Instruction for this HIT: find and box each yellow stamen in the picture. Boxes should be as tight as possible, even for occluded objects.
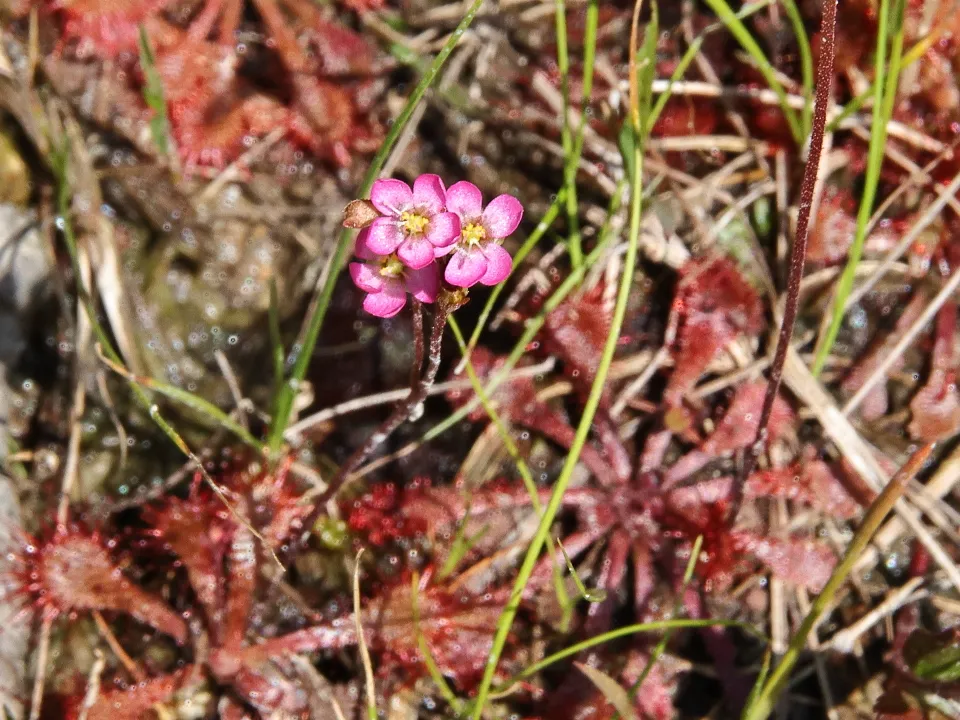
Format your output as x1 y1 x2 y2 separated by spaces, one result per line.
462 222 487 246
400 211 429 236
379 257 404 278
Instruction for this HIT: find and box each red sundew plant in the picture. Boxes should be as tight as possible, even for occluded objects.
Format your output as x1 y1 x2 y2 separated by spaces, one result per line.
13 462 514 718
8 524 189 643
37 0 381 169
662 256 764 410
45 0 175 58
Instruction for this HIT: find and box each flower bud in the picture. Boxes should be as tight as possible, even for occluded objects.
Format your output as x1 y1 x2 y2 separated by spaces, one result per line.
342 199 380 229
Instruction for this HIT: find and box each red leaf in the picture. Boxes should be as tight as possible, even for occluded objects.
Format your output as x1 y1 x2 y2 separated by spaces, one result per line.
28 528 188 644
664 258 763 407
732 531 835 592
79 670 188 720
746 457 861 519
909 302 960 441
665 381 795 484
143 490 229 628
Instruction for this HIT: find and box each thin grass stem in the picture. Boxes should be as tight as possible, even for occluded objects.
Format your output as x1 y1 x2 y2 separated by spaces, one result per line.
458 190 566 372
812 0 906 374
701 0 804 143
469 3 650 714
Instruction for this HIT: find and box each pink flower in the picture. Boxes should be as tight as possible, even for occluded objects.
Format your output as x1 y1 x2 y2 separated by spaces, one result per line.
442 181 522 288
366 174 462 270
349 229 439 318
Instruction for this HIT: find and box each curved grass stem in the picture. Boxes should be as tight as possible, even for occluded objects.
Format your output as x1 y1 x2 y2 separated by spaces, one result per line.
702 0 804 143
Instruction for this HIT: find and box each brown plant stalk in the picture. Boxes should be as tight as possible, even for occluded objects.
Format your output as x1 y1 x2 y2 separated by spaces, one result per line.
732 0 838 522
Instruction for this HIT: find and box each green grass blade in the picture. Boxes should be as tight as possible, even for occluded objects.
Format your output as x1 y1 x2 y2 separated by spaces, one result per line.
638 3 659 137
812 0 906 375
470 4 653 711
780 0 813 135
448 315 592 618
554 0 581 268
827 31 944 133
701 0 804 143
649 0 773 131
411 573 464 712
562 0 600 270
266 0 486 456
447 315 541 509
268 277 285 415
742 442 934 720
557 540 607 603
512 618 756 684
98 351 261 450
137 25 174 161
438 515 488 579
620 535 703 717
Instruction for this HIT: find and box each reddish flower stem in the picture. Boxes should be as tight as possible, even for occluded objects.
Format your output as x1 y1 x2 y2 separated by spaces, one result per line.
301 297 463 540
732 0 837 522
410 299 424 387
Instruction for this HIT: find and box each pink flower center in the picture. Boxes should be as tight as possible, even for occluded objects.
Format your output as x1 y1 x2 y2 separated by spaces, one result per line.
461 222 487 247
399 210 429 236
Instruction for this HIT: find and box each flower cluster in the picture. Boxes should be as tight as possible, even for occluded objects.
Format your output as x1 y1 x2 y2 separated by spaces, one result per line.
347 174 523 317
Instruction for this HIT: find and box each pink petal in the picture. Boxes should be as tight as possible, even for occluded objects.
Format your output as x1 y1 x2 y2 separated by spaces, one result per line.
445 181 483 221
397 238 436 269
405 263 439 303
349 261 383 293
425 212 461 248
370 178 412 216
478 243 512 286
482 194 523 239
366 217 404 255
354 228 377 260
444 247 488 288
412 174 446 215
363 280 406 318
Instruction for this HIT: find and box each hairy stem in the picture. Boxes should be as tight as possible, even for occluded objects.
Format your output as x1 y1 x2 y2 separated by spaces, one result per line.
311 304 452 513
732 0 836 521
410 299 425 387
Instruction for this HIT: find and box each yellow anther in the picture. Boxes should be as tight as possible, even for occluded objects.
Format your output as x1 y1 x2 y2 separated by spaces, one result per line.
400 211 429 236
462 222 487 245
379 257 404 277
